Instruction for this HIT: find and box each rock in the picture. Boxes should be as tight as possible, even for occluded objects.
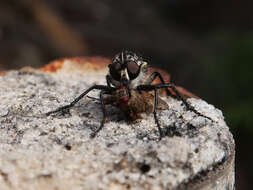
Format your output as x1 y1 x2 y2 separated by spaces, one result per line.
0 57 235 190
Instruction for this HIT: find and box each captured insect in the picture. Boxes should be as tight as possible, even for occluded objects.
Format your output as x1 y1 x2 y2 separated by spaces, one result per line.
46 50 210 139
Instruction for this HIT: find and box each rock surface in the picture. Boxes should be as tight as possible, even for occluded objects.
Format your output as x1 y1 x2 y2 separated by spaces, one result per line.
0 58 235 190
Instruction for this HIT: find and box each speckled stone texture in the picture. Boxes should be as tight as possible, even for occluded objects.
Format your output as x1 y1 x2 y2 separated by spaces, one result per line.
0 58 235 190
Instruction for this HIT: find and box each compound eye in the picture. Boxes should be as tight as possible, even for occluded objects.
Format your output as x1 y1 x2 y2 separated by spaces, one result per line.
109 63 121 81
126 61 139 79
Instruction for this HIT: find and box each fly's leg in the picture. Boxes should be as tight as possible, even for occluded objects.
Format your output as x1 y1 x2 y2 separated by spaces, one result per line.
160 83 211 120
145 72 174 97
153 88 163 140
90 90 107 138
86 76 115 103
46 85 114 116
137 83 212 121
106 75 113 88
86 96 100 101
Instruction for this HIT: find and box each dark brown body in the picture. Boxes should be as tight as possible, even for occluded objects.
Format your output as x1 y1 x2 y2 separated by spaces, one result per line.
106 87 168 121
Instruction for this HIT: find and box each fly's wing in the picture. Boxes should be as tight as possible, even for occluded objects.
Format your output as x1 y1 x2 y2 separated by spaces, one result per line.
157 96 169 110
129 91 169 114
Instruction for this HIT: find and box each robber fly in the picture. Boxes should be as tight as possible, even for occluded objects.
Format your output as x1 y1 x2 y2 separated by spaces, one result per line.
46 50 210 139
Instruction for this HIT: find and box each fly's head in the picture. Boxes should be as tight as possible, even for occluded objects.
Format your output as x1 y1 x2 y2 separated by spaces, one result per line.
108 50 148 89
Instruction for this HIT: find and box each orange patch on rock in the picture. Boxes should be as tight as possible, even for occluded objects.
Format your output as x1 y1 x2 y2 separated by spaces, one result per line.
40 59 64 73
40 57 111 73
0 71 8 75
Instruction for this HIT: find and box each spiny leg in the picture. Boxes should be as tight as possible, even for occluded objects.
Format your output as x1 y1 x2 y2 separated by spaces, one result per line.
46 85 114 116
90 90 107 138
153 88 163 140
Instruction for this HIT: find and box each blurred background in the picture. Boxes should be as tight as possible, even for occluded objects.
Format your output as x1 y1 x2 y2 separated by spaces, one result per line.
0 0 251 188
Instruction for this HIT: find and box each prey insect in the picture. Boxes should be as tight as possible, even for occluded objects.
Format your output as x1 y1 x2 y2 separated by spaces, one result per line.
46 51 210 139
